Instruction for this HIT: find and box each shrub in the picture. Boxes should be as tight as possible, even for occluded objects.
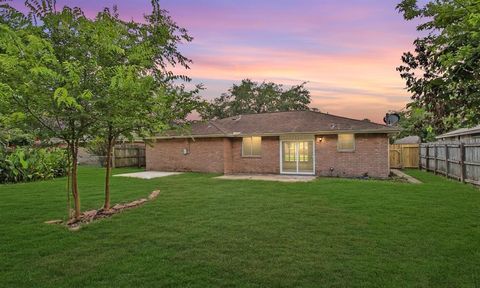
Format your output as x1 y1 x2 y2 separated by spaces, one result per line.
0 147 67 184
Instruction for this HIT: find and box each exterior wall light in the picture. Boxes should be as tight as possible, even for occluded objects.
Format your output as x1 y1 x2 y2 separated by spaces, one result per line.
316 137 323 143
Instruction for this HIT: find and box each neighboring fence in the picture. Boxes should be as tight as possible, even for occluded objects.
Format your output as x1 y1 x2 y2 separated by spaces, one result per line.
113 144 146 168
389 144 419 169
420 141 480 186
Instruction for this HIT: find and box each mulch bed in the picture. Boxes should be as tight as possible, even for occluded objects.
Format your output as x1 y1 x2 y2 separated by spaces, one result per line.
45 190 160 231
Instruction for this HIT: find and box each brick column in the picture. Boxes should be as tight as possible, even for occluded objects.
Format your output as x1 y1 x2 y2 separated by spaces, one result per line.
223 138 233 174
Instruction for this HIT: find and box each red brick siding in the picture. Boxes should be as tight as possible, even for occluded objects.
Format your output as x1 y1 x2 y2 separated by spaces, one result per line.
231 136 280 174
146 138 224 173
315 134 389 178
223 138 234 174
146 134 389 178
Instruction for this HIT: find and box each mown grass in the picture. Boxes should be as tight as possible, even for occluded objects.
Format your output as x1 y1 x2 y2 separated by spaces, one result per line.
1 167 480 287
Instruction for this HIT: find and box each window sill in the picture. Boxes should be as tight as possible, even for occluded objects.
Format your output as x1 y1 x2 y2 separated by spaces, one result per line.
242 155 262 158
337 150 355 153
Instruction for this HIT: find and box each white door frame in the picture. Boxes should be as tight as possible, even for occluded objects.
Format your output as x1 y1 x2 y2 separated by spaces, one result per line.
279 140 316 175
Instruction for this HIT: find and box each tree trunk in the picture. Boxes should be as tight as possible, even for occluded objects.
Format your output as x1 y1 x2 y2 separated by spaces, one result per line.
71 141 81 219
66 144 71 219
104 138 113 210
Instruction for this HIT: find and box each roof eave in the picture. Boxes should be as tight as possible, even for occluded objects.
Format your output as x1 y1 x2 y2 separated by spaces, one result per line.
148 128 400 140
436 126 480 139
436 131 480 139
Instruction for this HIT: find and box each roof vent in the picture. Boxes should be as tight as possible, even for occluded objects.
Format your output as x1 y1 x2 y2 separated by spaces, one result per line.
330 123 337 129
232 115 242 121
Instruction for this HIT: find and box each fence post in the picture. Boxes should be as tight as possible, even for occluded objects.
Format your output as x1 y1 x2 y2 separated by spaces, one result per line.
460 143 465 183
418 144 422 170
137 147 141 168
433 145 438 174
425 144 430 171
445 144 449 178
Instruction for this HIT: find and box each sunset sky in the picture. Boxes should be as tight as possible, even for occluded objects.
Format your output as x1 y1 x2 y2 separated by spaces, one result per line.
12 0 420 123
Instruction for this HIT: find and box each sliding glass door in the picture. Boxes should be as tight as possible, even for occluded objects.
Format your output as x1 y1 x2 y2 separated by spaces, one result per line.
281 141 314 174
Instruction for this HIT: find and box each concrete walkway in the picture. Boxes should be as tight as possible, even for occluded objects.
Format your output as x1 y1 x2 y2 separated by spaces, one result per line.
390 169 422 184
216 174 316 183
114 171 183 179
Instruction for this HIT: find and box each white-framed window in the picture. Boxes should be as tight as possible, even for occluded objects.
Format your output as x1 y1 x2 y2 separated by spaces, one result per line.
242 136 262 157
283 141 310 162
337 134 355 152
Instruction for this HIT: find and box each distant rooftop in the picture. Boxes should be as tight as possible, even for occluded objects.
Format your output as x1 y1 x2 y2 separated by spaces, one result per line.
394 136 421 144
436 125 480 139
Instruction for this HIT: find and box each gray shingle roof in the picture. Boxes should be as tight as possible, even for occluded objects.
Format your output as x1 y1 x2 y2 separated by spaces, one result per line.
436 125 480 139
158 111 399 138
394 136 421 144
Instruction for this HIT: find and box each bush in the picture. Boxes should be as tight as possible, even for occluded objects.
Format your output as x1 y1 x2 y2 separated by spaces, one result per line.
0 147 67 184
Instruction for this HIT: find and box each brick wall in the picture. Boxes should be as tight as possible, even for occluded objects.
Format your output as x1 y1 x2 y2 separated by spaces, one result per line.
146 138 225 173
315 133 389 178
230 136 280 174
146 134 389 178
223 138 233 174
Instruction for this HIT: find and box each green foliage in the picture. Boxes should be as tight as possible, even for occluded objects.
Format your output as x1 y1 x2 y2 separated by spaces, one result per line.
1 0 200 146
0 0 30 28
397 0 480 135
395 106 437 142
0 96 33 147
200 79 312 120
0 0 201 214
89 6 202 144
0 147 67 183
0 127 34 147
86 137 108 157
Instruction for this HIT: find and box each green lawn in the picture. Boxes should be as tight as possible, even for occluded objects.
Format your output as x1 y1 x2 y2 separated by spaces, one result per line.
1 167 480 287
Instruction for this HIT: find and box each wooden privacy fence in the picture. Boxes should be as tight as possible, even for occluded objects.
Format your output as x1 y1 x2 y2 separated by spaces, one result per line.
420 142 480 186
389 144 419 169
112 145 146 168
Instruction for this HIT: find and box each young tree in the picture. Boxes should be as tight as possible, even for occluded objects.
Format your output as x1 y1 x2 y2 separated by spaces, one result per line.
0 4 104 220
199 79 312 119
88 5 201 210
98 68 157 210
397 0 480 135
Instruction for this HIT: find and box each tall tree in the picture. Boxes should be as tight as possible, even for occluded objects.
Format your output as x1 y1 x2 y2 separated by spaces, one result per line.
199 79 312 119
397 0 480 136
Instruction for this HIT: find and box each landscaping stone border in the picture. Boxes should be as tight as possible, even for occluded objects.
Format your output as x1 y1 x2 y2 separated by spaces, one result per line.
45 190 160 231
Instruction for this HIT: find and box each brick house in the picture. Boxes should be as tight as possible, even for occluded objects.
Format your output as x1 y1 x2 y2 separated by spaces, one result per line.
146 111 398 178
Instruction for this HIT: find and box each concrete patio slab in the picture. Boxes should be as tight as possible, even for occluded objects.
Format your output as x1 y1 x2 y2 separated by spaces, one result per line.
390 169 422 184
114 171 183 179
216 174 316 183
